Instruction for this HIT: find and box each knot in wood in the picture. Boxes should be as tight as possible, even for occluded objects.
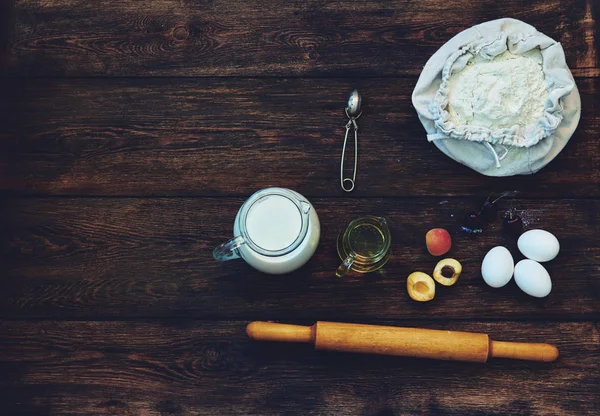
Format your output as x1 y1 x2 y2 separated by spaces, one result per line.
172 25 190 41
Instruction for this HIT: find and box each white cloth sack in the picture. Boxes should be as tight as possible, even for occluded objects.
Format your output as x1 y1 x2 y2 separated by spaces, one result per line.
412 18 581 176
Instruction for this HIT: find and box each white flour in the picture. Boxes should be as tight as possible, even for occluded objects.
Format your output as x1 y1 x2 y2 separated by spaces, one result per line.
447 50 548 130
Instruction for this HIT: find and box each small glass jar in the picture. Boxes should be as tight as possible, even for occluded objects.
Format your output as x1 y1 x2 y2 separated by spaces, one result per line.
336 216 391 277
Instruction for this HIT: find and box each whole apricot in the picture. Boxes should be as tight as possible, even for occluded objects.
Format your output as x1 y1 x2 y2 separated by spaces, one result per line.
426 228 452 256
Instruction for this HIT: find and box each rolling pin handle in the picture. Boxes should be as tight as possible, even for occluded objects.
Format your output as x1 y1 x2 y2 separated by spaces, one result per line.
489 340 559 362
246 321 315 344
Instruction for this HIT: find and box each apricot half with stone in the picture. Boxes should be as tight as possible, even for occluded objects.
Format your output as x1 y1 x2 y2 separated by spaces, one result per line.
407 272 435 302
433 258 462 286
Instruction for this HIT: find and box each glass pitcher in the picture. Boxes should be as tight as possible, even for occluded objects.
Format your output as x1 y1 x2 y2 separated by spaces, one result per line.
213 188 320 274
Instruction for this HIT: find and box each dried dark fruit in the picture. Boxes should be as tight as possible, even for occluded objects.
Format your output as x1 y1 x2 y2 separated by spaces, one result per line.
479 199 499 222
461 192 517 235
503 211 523 238
461 211 483 234
479 193 513 222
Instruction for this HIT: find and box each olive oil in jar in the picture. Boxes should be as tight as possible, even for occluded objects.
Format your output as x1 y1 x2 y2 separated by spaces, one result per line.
336 216 391 277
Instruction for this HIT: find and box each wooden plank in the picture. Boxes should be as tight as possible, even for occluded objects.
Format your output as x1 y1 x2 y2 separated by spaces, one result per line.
572 68 600 77
1 197 598 320
1 78 598 197
5 0 597 77
0 320 597 415
0 1 11 70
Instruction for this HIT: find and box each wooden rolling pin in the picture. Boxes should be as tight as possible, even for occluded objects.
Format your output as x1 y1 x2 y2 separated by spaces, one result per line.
246 321 559 363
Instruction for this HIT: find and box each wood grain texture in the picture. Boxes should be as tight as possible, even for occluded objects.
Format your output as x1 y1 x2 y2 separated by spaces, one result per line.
1 77 598 197
0 1 11 69
2 0 600 414
5 0 598 77
2 197 598 320
0 320 598 415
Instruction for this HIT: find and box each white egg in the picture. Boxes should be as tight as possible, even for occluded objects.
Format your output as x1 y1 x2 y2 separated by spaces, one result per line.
481 246 514 288
518 229 560 262
514 259 552 298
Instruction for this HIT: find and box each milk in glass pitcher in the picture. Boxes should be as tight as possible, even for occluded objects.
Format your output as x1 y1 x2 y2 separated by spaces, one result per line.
213 188 320 274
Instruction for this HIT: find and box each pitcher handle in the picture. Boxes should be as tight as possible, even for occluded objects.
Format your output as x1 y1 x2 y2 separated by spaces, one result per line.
213 236 245 261
336 253 356 278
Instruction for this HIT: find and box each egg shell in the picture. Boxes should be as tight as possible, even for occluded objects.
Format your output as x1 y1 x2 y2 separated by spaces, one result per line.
517 229 560 262
481 246 514 288
514 259 552 298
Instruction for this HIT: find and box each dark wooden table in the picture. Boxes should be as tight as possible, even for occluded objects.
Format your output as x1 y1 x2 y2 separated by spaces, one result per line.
1 1 599 415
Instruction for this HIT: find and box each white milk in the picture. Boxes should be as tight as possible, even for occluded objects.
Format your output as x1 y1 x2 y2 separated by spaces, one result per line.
232 188 320 274
245 195 302 251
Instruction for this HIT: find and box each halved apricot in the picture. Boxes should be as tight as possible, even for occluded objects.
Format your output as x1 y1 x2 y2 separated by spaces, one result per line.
407 272 435 302
433 258 462 286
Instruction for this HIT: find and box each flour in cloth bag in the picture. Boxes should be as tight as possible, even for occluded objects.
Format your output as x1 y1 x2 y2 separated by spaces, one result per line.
447 51 548 137
412 18 580 177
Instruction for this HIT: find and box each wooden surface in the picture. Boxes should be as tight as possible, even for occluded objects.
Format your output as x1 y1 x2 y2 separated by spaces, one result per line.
2 78 600 197
1 1 599 415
